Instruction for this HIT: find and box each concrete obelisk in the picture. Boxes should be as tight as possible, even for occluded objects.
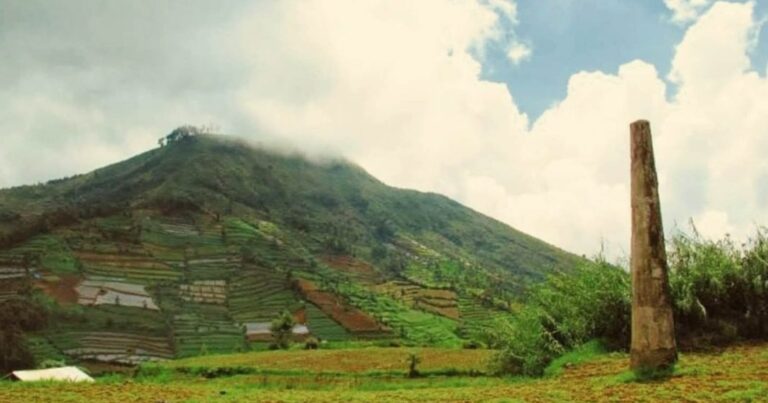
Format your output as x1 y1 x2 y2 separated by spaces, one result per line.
630 120 677 370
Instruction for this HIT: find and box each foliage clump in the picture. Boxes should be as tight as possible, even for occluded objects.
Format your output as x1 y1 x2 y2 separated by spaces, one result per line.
669 227 768 345
270 311 296 350
493 227 768 377
490 258 629 376
0 297 49 374
406 352 421 378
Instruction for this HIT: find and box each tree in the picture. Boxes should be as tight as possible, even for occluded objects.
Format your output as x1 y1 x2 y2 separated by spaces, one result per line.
0 298 48 374
406 352 421 378
270 311 295 350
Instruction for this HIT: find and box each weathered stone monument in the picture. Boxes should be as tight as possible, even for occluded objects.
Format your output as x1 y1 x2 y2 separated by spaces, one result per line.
629 120 677 370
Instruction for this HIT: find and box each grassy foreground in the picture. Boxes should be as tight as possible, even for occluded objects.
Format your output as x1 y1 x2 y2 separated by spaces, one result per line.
1 344 767 402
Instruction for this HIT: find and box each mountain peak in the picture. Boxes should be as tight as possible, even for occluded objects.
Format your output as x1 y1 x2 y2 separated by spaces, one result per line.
0 128 579 359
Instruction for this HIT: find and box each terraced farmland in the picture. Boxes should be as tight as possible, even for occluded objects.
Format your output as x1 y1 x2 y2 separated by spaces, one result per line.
75 250 180 283
296 279 386 336
179 280 227 305
228 264 299 323
321 255 383 285
305 303 352 341
50 331 174 365
373 281 459 319
172 305 245 357
457 295 513 342
76 278 159 310
0 234 78 274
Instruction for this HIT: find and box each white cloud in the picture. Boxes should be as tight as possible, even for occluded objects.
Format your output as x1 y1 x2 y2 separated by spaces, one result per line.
506 42 532 65
664 0 714 24
3 0 768 262
235 0 768 258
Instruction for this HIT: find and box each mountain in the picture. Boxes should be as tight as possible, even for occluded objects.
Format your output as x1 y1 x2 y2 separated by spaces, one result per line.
0 132 579 365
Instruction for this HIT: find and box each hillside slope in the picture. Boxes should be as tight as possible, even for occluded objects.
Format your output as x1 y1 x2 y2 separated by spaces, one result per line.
0 133 579 364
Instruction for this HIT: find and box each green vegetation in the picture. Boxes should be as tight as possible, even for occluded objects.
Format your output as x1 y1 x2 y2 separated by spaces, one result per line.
270 311 296 350
0 297 48 374
492 227 768 377
0 134 579 370
1 343 766 402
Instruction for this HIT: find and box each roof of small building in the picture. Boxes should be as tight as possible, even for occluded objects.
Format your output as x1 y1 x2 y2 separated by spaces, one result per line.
245 323 310 335
11 366 94 383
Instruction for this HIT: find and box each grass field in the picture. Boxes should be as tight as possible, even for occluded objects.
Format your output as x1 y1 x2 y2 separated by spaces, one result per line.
2 343 766 402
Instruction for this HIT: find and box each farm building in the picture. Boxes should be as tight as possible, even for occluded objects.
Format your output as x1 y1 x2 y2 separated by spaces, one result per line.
245 323 310 342
10 367 93 383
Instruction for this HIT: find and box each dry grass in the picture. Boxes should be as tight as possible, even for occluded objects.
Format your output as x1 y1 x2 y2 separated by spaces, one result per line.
2 343 767 402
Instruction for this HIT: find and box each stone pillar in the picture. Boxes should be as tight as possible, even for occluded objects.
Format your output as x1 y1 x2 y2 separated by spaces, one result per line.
630 120 677 370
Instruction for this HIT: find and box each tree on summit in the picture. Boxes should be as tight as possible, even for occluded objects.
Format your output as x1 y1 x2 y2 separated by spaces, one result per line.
158 125 206 147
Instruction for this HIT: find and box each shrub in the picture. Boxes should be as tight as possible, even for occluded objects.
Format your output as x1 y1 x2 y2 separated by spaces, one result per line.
0 297 49 374
669 227 768 344
270 311 295 350
304 337 319 350
492 258 630 376
406 352 421 378
493 227 768 377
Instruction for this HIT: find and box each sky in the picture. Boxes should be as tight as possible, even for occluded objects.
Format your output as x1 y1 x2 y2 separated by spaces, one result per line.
1 0 768 260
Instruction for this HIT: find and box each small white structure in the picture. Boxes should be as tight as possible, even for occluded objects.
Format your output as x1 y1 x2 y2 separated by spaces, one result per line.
11 366 94 383
245 323 310 341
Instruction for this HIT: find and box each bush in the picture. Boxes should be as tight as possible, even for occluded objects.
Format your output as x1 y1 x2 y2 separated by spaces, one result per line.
0 297 49 374
493 227 768 377
270 311 295 350
492 258 630 376
406 352 421 378
669 228 768 344
304 337 319 350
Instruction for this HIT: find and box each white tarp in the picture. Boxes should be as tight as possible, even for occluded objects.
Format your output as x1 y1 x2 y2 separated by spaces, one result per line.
12 366 94 383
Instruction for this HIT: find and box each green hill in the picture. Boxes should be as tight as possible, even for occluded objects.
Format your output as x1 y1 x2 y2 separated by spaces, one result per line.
0 131 579 365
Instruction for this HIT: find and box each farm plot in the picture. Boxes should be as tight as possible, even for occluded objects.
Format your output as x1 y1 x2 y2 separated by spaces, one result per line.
184 254 241 281
0 266 27 279
164 347 494 375
296 279 387 337
35 274 84 305
75 250 180 283
228 265 301 323
321 255 383 285
457 295 513 342
0 234 77 274
139 217 223 266
344 290 460 346
305 303 351 341
53 331 174 365
173 305 245 358
76 278 159 310
179 280 227 304
373 281 459 319
224 218 314 273
0 278 26 303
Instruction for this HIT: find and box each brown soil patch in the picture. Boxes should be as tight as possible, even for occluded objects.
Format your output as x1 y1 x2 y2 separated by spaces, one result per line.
296 279 384 333
35 274 81 304
293 307 307 324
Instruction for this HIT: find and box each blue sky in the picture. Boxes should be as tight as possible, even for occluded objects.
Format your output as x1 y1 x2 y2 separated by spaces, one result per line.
483 0 767 121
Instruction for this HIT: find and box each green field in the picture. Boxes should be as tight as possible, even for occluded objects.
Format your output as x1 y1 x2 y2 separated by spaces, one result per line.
1 344 766 402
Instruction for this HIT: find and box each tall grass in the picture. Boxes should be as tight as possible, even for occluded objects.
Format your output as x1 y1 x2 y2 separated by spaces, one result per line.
493 227 768 376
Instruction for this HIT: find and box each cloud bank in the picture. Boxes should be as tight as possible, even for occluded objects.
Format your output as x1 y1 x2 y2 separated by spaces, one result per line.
1 1 767 259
